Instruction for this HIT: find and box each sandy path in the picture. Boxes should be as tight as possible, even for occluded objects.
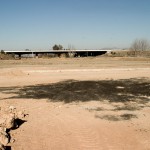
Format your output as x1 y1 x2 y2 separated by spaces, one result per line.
0 67 150 87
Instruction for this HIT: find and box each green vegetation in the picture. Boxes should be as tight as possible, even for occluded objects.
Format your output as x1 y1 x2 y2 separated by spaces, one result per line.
52 44 63 50
0 50 5 54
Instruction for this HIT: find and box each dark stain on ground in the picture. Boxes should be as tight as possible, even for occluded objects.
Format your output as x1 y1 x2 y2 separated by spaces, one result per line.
0 78 149 121
95 114 138 121
0 78 150 104
114 105 141 111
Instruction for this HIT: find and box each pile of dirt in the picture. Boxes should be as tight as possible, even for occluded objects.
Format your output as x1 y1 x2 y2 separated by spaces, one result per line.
0 106 27 150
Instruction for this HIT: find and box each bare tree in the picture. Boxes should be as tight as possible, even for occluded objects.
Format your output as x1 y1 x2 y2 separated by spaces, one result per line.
130 39 149 51
58 45 63 50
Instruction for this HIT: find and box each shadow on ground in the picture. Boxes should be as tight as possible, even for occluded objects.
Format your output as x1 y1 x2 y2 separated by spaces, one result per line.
0 78 150 121
95 114 138 121
0 78 150 104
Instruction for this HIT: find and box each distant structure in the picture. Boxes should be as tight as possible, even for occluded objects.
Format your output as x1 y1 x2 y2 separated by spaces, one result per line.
3 49 113 58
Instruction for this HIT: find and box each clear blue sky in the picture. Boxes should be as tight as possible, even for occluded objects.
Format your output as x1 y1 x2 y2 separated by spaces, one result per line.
0 0 150 50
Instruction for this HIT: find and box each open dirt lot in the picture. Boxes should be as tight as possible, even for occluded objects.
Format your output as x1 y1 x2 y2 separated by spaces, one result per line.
0 57 150 150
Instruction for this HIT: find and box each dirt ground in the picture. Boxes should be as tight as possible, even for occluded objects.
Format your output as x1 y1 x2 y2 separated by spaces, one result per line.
0 57 150 150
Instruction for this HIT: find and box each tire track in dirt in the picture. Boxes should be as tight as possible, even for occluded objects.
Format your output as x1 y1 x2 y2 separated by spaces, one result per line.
4 99 150 150
24 104 102 150
51 107 102 150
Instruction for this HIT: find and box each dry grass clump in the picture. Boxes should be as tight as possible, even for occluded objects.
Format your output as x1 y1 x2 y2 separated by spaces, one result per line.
0 53 15 60
106 50 150 57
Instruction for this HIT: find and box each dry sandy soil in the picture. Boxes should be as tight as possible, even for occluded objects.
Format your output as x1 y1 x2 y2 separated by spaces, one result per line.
0 57 150 150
